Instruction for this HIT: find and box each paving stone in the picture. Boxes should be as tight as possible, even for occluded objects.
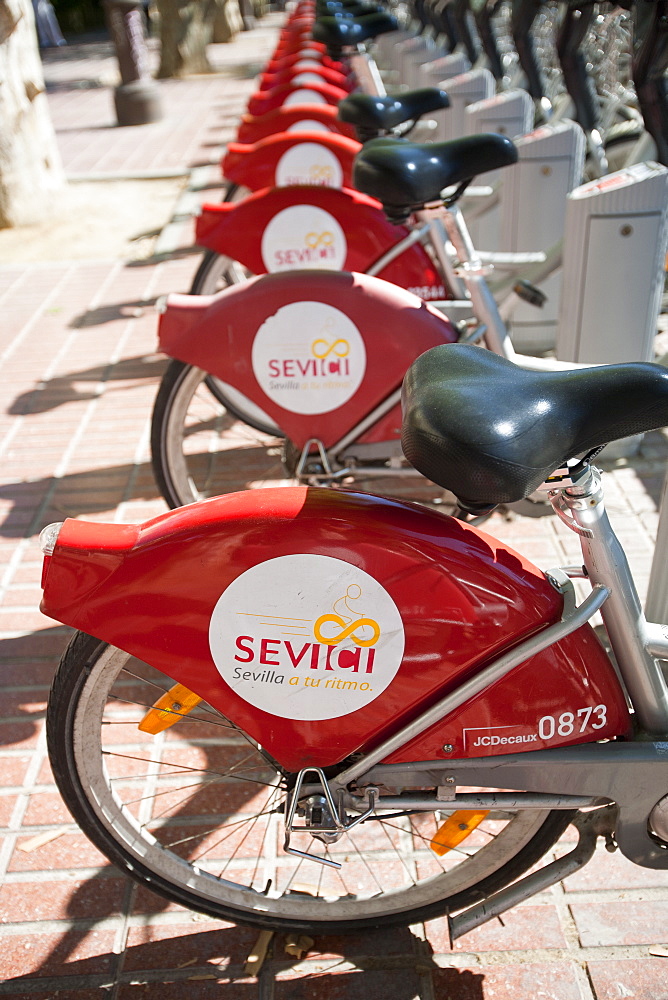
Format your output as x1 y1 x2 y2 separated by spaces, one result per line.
273 968 423 998
587 958 668 999
1 9 667 999
1 927 116 979
571 900 668 947
432 962 583 999
122 922 257 972
0 876 125 923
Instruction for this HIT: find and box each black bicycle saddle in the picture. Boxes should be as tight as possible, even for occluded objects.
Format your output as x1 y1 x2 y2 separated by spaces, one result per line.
311 12 399 50
353 134 518 221
316 0 384 13
338 89 450 136
401 344 668 510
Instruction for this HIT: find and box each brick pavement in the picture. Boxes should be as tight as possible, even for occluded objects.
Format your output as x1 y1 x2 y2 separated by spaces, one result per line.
0 13 667 999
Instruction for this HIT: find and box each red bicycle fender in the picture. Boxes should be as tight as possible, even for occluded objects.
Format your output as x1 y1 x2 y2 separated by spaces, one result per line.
246 80 350 117
40 487 632 771
157 269 455 448
259 64 353 92
264 49 342 74
222 131 360 190
194 185 449 299
236 105 357 143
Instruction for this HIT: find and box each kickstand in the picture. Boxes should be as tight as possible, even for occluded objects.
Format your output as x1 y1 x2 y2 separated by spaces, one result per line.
448 805 617 942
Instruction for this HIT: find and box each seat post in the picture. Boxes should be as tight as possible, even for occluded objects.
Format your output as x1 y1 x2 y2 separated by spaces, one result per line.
418 211 467 299
439 204 517 359
562 474 668 736
349 45 387 96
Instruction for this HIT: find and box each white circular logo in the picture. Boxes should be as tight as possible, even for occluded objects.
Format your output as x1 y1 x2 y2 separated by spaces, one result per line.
288 119 332 133
275 143 343 188
293 59 324 71
284 88 328 106
209 554 405 721
251 300 366 413
296 48 323 59
261 205 347 273
290 72 326 86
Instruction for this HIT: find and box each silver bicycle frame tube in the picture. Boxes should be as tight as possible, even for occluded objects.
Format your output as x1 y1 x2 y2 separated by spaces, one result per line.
329 388 403 456
558 471 668 734
349 45 386 96
365 223 432 277
329 467 668 793
330 583 610 791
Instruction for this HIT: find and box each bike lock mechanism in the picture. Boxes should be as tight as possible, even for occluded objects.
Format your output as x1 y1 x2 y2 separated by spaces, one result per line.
283 767 378 868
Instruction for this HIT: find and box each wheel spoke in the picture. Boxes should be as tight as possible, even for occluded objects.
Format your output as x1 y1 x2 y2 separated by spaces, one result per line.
152 362 291 506
49 638 569 929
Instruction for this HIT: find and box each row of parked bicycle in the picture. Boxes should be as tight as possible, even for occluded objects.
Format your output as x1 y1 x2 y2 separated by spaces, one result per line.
38 0 668 938
145 0 668 512
385 0 667 172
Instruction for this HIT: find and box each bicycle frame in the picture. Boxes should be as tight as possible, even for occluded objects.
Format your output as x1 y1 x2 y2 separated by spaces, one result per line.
194 186 575 376
348 44 387 96
195 186 450 300
160 193 592 501
39 0 668 945
333 467 668 881
39 461 668 897
158 268 458 483
288 463 668 893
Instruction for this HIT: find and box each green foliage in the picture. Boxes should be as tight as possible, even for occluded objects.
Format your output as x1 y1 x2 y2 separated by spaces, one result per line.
52 0 106 36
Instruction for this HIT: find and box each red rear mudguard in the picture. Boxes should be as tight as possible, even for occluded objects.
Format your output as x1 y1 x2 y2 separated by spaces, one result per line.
264 49 344 75
195 186 449 300
236 105 357 143
40 487 631 772
158 270 456 448
258 64 353 93
272 27 317 56
246 80 350 117
222 131 360 191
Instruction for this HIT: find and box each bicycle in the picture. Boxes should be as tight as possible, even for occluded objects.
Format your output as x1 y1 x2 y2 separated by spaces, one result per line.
151 130 593 509
40 342 668 935
151 5 662 508
218 86 451 203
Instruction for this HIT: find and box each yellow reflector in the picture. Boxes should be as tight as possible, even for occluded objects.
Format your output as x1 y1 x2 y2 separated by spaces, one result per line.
430 809 490 856
138 683 202 734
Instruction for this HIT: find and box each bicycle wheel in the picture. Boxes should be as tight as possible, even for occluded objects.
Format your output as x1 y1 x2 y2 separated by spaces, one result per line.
151 360 296 508
189 251 282 437
47 632 574 933
190 250 253 297
222 182 251 204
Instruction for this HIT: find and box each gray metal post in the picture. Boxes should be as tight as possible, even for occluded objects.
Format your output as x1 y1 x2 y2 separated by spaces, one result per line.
646 466 668 626
103 0 162 126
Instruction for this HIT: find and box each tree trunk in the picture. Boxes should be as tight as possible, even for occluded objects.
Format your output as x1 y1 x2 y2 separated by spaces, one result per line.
212 0 242 43
0 0 65 228
156 0 220 78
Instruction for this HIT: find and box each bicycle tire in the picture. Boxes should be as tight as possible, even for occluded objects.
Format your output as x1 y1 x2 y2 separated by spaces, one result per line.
151 360 296 508
190 249 252 297
222 182 251 204
222 181 240 203
189 251 282 438
46 632 575 934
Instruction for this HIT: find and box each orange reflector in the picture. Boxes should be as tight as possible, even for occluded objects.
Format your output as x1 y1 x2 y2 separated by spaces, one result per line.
430 809 489 856
138 683 202 734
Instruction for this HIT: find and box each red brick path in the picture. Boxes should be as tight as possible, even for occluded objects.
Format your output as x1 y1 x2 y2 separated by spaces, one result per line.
1 15 667 999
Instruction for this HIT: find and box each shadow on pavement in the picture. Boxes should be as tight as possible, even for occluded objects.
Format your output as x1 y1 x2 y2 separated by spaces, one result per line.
2 921 483 997
9 354 167 416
